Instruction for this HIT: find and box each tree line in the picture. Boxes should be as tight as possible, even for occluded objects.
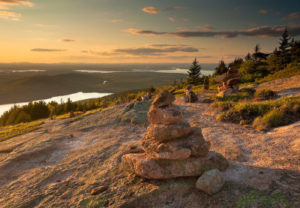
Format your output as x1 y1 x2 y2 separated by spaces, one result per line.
0 88 151 127
186 28 300 85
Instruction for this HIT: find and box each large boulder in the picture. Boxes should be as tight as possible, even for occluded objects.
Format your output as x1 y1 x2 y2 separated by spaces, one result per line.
122 152 228 179
195 169 225 195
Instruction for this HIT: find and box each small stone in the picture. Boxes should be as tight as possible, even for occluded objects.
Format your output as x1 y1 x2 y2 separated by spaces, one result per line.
150 148 191 160
148 105 183 125
146 122 192 142
152 90 175 108
90 186 108 195
122 152 228 179
142 128 210 158
217 88 233 97
185 87 198 103
195 169 225 195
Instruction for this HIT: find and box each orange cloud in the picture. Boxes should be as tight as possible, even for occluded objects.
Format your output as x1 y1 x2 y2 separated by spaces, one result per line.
168 17 175 22
0 0 34 7
0 10 20 20
142 6 159 14
282 12 300 20
195 24 214 31
258 9 268 14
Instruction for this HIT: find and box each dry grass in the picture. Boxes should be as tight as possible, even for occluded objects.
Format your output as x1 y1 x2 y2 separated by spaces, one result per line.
0 120 44 142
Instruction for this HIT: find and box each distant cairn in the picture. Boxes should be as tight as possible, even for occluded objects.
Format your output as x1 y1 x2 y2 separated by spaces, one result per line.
185 85 198 103
216 67 241 97
122 90 228 179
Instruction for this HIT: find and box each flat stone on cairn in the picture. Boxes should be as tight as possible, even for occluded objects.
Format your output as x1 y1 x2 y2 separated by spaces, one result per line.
122 90 228 179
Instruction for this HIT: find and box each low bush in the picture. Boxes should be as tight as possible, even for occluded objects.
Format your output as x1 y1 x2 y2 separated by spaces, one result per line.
257 62 300 83
215 96 300 130
253 110 287 131
211 101 235 112
254 89 277 100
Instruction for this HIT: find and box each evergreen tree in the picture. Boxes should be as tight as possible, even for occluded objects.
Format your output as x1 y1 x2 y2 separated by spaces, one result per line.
253 44 260 61
278 28 291 68
228 58 243 70
290 39 300 62
187 58 201 85
245 53 251 61
214 60 227 75
279 28 291 54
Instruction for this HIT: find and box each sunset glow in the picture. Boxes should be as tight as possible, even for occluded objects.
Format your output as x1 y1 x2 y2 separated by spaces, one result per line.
0 0 299 63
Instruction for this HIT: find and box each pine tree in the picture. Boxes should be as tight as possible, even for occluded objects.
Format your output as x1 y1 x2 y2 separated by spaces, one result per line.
290 39 300 61
278 28 291 68
253 44 260 61
187 58 201 85
279 28 291 53
214 60 227 75
245 53 251 61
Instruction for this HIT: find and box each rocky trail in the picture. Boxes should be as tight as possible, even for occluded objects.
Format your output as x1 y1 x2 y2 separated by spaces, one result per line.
0 93 299 207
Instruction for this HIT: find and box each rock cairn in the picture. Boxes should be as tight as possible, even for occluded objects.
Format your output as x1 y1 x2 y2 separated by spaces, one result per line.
185 85 198 103
122 90 228 179
203 76 209 90
217 67 240 97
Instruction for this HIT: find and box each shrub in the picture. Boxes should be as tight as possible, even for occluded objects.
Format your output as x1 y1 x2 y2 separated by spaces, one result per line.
211 101 235 112
217 102 272 123
240 88 256 96
253 109 287 131
257 62 300 83
255 89 277 100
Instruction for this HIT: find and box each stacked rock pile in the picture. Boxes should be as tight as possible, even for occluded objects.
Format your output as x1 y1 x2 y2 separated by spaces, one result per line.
217 67 241 97
122 90 228 179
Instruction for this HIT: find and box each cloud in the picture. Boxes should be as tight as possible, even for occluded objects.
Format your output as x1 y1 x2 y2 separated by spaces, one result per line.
110 19 124 23
168 17 175 22
31 48 67 52
61 39 76 42
0 10 20 20
142 6 186 14
282 12 300 20
0 0 34 7
126 25 300 38
82 44 199 57
35 24 56 28
194 24 214 31
142 6 159 14
258 9 268 14
114 47 198 56
0 4 8 9
0 0 34 21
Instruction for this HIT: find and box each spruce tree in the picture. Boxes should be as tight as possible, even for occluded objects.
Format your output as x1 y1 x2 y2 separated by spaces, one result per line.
278 28 291 68
253 44 260 61
187 58 201 85
279 28 291 53
214 60 227 75
245 53 251 61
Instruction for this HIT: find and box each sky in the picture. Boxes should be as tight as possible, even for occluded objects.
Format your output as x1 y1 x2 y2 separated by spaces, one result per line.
0 0 300 64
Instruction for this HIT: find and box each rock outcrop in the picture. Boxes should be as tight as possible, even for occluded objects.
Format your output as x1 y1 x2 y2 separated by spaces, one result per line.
122 90 228 179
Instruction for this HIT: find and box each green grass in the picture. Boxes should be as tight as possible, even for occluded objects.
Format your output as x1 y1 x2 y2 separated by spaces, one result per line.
0 120 44 142
236 190 296 208
256 62 300 84
214 96 300 130
254 89 277 101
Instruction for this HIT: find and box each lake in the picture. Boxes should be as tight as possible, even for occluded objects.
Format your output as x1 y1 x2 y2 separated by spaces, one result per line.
0 92 112 116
